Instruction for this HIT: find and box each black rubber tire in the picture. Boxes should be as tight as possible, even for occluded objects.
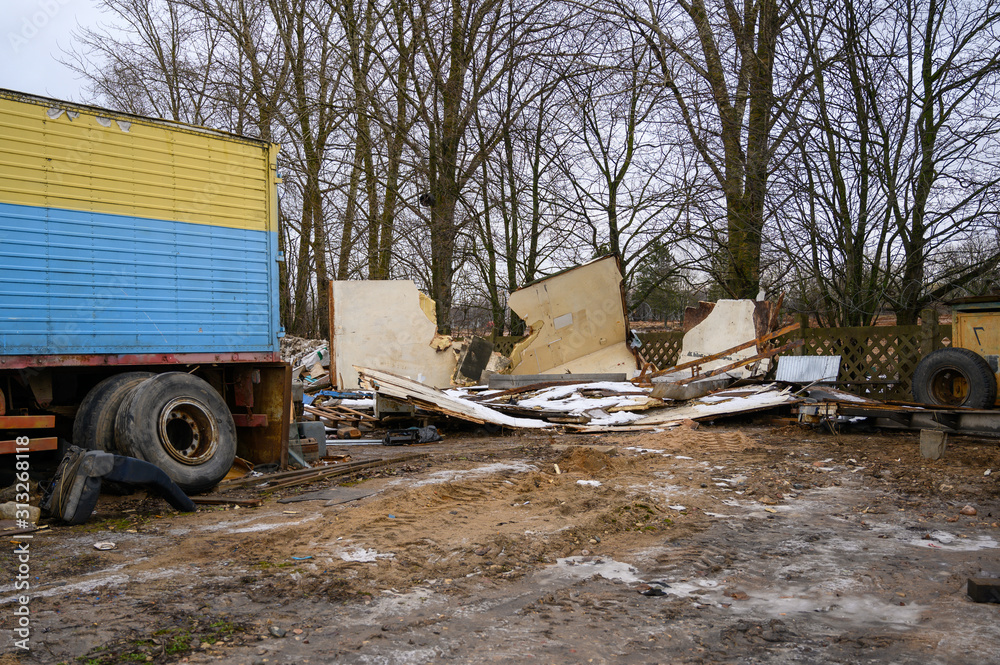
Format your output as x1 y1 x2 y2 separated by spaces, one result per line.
912 348 997 408
73 372 155 451
114 372 236 493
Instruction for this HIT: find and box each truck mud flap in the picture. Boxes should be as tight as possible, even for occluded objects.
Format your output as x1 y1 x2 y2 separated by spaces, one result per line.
41 445 195 524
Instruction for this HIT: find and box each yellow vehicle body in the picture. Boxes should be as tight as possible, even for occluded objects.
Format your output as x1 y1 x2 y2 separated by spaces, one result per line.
913 298 1000 408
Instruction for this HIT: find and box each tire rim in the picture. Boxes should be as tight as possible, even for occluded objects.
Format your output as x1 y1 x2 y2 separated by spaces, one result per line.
158 397 219 465
927 366 970 406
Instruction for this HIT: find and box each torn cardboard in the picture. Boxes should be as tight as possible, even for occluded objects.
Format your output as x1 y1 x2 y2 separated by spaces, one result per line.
330 281 458 390
507 256 640 377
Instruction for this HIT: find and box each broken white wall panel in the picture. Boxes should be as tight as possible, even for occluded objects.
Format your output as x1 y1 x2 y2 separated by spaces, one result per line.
629 385 799 427
488 373 628 390
330 281 458 390
356 367 550 429
507 256 640 377
675 299 776 379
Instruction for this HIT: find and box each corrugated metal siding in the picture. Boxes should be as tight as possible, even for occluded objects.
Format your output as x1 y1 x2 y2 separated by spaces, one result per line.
0 92 274 232
775 355 841 384
0 202 277 355
0 92 281 357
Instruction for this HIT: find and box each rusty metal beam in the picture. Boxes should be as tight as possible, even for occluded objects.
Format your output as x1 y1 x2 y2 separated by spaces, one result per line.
0 415 55 429
0 437 58 454
232 413 268 428
0 351 281 370
675 339 805 385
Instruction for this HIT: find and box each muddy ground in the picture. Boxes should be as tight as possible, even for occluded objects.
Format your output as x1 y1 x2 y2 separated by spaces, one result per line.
3 420 1000 664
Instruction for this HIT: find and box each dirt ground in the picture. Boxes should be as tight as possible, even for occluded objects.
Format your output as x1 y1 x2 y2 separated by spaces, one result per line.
3 419 1000 664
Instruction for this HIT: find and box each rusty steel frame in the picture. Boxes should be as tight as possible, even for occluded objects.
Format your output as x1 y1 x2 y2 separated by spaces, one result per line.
0 351 281 370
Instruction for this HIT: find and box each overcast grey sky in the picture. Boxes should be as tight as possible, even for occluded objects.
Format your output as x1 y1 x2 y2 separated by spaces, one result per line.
1 0 108 101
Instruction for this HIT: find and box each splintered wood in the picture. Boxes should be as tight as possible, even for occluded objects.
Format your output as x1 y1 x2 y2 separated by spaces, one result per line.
305 403 377 427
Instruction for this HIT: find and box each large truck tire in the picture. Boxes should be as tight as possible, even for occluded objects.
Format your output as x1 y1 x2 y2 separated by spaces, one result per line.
73 372 156 451
912 348 997 408
114 372 236 493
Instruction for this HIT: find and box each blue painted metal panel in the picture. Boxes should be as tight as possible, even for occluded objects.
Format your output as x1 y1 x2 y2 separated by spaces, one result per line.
0 202 279 356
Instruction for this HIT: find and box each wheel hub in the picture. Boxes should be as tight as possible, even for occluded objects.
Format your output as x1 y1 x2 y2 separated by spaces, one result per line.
158 397 219 465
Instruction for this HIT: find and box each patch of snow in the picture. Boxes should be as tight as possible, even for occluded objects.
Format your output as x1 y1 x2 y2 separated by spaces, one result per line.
339 548 395 562
402 462 538 487
535 556 643 586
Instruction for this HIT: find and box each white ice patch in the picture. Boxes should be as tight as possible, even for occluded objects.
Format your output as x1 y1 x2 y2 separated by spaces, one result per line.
907 534 997 551
339 548 395 562
401 462 538 487
513 382 651 417
535 556 643 586
0 567 184 603
587 411 644 426
200 514 320 534
577 480 602 487
732 587 926 629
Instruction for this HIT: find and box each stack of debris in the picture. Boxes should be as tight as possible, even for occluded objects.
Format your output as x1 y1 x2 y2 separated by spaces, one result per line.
313 256 965 443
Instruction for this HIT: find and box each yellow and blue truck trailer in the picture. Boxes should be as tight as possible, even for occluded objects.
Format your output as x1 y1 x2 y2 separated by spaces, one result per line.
0 89 290 492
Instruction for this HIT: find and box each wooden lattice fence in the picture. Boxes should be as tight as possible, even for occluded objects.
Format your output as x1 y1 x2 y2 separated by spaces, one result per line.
778 324 951 401
635 331 685 369
490 335 525 357
493 323 950 401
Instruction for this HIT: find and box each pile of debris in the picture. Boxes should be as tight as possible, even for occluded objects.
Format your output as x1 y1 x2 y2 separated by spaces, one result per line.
320 257 817 435
285 254 983 457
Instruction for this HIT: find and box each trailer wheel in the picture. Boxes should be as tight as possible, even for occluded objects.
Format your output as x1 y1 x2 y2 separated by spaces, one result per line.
73 372 155 451
114 372 236 493
912 348 997 408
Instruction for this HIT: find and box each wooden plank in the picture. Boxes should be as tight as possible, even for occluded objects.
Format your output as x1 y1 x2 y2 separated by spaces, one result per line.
0 415 56 428
356 367 550 429
674 339 804 384
646 323 801 380
0 437 58 454
191 496 263 507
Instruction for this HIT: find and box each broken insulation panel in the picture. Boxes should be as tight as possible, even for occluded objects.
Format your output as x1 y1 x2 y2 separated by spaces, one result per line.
330 281 458 390
507 256 640 377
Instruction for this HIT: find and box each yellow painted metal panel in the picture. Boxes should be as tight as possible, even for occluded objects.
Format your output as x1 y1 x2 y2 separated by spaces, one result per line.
0 92 278 232
953 311 1000 357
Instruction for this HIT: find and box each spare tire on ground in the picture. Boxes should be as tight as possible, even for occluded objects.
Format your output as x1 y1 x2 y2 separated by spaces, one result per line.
114 372 237 493
912 348 997 408
73 372 156 451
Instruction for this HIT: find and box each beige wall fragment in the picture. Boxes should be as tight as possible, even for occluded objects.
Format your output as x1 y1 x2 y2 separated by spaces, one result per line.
330 281 457 389
508 256 639 376
676 299 771 378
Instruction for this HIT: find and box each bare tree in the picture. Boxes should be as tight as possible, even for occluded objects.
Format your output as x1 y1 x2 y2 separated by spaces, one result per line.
884 0 1000 323
400 0 562 334
775 0 1000 325
603 0 809 299
555 26 691 294
64 0 219 123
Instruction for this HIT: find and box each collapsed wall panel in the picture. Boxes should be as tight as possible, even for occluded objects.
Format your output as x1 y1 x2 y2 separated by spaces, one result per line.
508 256 640 377
330 281 457 390
675 299 776 378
